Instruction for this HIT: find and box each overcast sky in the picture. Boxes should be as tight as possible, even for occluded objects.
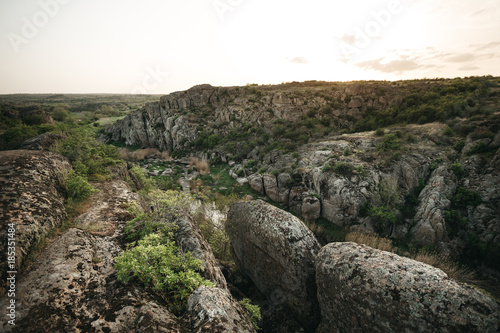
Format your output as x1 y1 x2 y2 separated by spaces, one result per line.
0 0 499 94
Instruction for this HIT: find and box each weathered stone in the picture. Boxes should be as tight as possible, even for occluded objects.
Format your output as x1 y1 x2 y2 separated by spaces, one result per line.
248 174 264 194
227 200 321 331
0 150 71 296
175 215 227 289
316 242 500 333
20 132 66 151
262 174 279 202
301 194 321 222
410 165 457 245
187 286 256 332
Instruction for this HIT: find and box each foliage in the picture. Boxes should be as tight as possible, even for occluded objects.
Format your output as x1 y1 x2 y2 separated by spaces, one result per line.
377 133 400 151
63 171 97 200
444 210 467 237
52 125 121 177
451 161 464 178
239 298 262 330
368 205 398 232
115 233 214 313
129 166 155 193
125 189 194 241
332 161 354 176
451 187 482 208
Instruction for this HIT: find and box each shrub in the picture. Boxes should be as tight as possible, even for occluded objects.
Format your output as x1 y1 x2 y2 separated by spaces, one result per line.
375 128 385 136
452 187 482 208
333 161 354 176
64 171 97 200
189 158 210 175
343 147 352 156
444 210 467 237
369 205 397 232
377 133 400 151
115 233 214 313
239 298 262 330
129 166 155 193
451 161 464 178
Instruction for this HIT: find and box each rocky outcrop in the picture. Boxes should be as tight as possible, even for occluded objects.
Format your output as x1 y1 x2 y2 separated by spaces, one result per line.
20 132 66 151
410 165 457 246
315 242 500 333
186 286 256 332
175 216 227 289
226 200 321 331
0 150 71 296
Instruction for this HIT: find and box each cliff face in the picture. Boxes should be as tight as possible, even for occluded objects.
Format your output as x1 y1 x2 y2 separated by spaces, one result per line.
103 81 406 152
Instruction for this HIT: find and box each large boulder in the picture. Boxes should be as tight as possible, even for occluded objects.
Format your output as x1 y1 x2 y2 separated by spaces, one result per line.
315 242 500 333
186 286 256 332
0 150 71 296
227 200 321 330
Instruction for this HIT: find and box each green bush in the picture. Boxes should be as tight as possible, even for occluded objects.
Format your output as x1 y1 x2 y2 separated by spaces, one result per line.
115 233 213 313
64 171 97 200
451 161 464 178
369 205 398 232
444 210 467 237
377 133 400 151
239 298 262 330
452 187 482 208
333 161 354 176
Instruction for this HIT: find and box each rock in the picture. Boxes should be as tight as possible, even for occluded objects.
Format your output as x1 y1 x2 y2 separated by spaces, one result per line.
302 194 321 222
315 242 500 333
237 177 249 185
0 228 183 332
248 174 264 194
0 150 71 296
227 200 321 331
187 286 256 332
175 215 227 289
262 174 279 202
410 165 457 245
20 132 66 151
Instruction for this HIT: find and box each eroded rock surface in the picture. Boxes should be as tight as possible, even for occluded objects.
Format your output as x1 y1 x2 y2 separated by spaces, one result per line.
186 286 256 333
227 200 321 331
0 150 71 296
315 242 500 333
175 216 227 289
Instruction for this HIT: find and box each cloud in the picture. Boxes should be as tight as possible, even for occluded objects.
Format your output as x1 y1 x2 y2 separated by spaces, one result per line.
289 57 309 64
470 41 500 52
446 53 476 63
339 34 357 46
458 65 480 71
356 58 419 73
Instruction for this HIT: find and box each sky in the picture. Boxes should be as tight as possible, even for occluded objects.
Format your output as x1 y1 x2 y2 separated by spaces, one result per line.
0 0 499 94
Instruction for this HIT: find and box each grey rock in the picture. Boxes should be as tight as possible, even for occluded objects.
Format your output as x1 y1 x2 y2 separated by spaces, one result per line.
187 286 256 333
227 200 321 330
0 150 71 296
316 242 500 333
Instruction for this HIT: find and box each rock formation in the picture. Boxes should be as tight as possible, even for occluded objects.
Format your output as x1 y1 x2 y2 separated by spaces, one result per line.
0 150 71 296
315 242 500 333
187 286 256 332
227 200 321 331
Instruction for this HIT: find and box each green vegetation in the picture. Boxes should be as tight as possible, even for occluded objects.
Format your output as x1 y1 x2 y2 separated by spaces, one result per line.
451 161 464 178
115 233 213 313
377 133 400 151
451 187 482 208
63 171 98 200
239 298 262 330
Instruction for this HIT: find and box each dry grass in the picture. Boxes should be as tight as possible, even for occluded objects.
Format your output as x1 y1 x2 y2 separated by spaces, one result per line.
345 230 475 283
412 249 475 282
189 158 210 175
119 148 171 161
345 230 394 252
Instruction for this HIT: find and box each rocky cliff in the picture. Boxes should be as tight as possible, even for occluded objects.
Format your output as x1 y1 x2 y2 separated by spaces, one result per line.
102 78 500 274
